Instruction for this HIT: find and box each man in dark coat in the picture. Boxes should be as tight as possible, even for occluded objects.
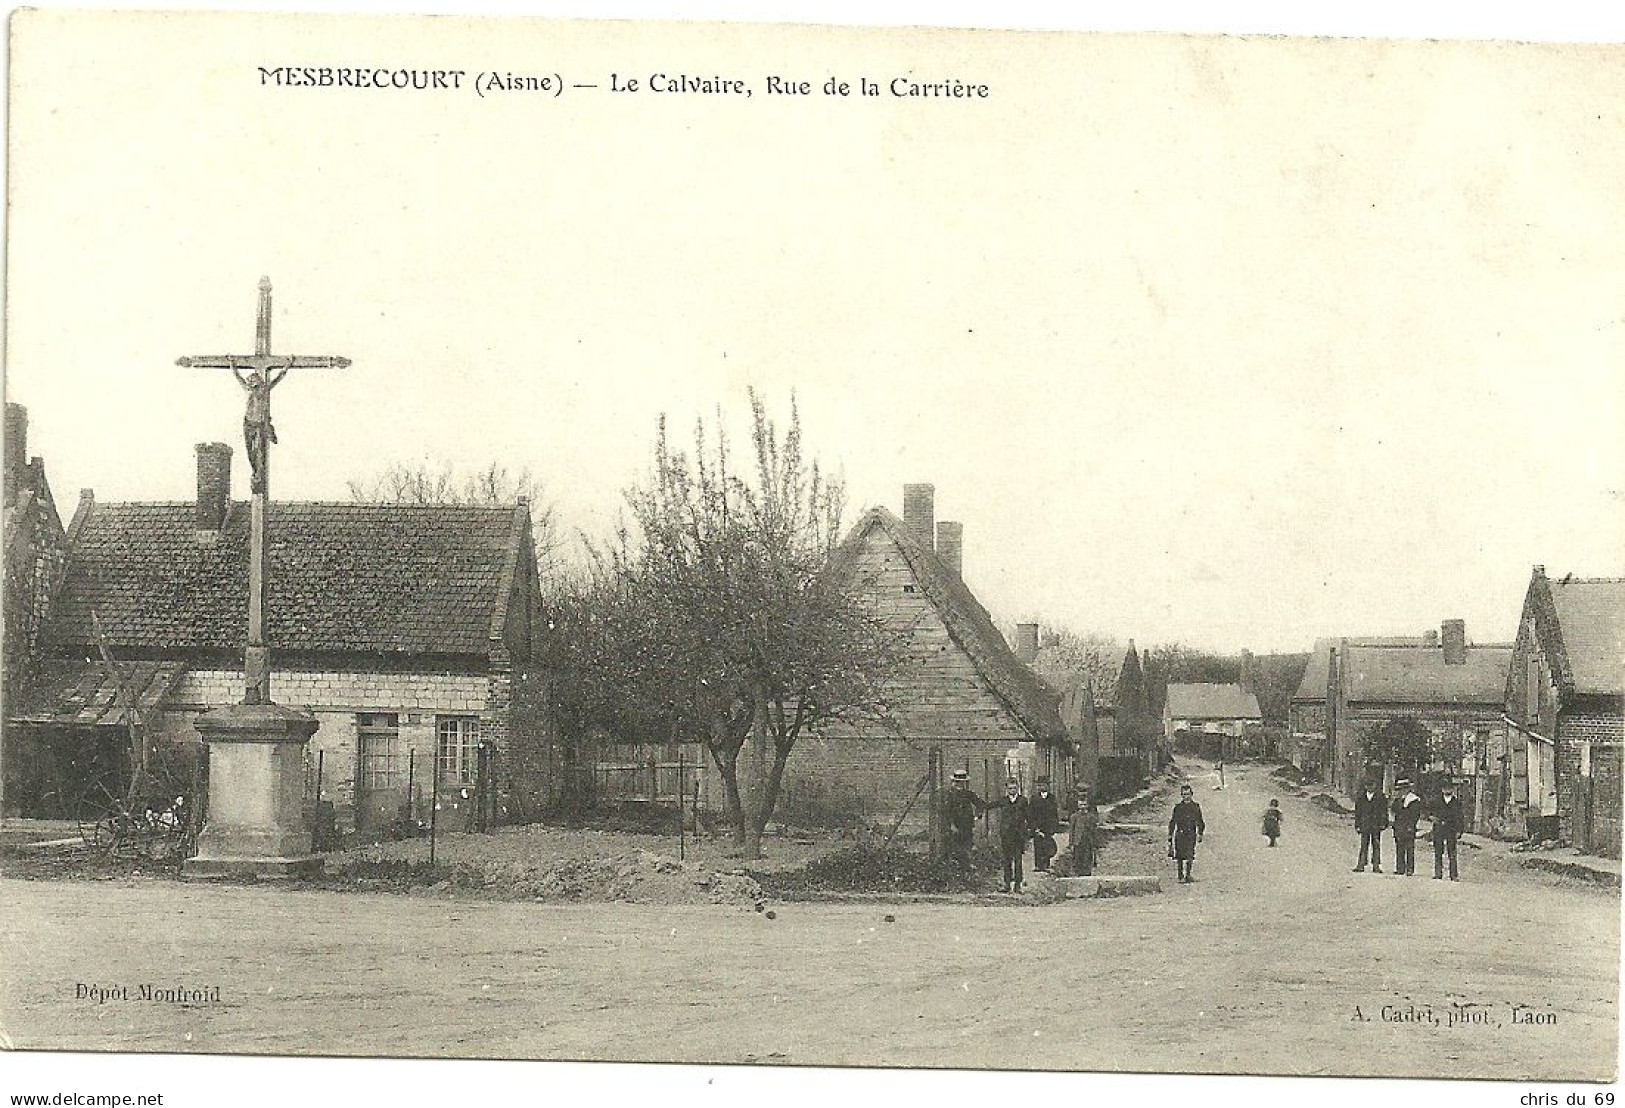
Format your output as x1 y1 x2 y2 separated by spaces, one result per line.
1353 778 1390 873
1390 778 1423 876
1029 776 1061 873
1431 778 1465 881
941 769 986 871
985 777 1031 892
1068 793 1101 876
1167 784 1205 884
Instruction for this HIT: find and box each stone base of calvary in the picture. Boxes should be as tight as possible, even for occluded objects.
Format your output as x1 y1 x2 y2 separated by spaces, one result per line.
179 278 349 881
184 703 322 879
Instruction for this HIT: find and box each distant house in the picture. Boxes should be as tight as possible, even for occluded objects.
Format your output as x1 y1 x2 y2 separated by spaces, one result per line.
786 484 1069 827
1028 636 1171 799
2 404 71 734
1164 683 1262 759
6 441 553 831
1505 567 1625 856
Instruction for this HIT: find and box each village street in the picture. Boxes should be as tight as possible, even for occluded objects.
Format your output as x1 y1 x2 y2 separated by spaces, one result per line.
0 761 1615 1080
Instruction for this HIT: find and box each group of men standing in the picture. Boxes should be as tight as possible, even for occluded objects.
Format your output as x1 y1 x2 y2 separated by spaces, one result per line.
942 770 1100 892
1352 776 1466 879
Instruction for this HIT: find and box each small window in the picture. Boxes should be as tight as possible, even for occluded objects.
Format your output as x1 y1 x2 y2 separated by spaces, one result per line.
437 716 481 785
902 584 917 593
1526 657 1540 725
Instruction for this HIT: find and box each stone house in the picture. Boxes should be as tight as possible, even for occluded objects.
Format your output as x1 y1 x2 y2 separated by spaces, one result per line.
7 441 552 831
1164 682 1263 759
783 484 1069 827
1505 566 1625 855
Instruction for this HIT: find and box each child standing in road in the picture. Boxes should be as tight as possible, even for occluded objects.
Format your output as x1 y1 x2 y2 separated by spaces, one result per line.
1262 799 1283 847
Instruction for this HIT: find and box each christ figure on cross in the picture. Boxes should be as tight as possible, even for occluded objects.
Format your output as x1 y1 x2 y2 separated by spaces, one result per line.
237 364 285 494
177 276 350 704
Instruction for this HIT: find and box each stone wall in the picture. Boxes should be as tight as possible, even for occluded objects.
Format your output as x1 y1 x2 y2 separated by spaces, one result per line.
160 668 490 829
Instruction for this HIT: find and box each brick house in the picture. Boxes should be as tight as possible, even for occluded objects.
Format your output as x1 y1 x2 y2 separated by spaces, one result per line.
6 442 552 831
1505 566 1625 856
1288 635 1421 780
2 404 71 733
782 484 1069 827
1314 622 1512 832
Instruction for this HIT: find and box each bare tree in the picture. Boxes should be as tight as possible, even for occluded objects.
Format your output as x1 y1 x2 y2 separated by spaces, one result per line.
613 391 898 857
1025 625 1127 703
348 459 561 572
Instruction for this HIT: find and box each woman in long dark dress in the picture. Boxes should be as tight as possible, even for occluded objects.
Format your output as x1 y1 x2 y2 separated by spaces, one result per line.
1167 784 1205 884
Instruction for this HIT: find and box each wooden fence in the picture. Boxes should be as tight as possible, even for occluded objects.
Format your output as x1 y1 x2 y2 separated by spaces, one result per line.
591 746 710 809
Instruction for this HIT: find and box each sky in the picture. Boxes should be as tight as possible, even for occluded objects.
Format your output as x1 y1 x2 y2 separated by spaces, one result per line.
6 5 1625 657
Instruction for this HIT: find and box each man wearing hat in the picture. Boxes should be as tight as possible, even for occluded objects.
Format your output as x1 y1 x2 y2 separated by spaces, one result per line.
986 777 1032 893
1431 778 1465 881
941 769 987 871
1390 777 1424 876
1352 776 1390 873
1029 775 1061 873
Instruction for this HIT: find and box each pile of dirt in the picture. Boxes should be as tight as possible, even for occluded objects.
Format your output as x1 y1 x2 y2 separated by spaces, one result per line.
754 844 983 898
1269 763 1311 786
1310 792 1353 816
321 848 767 908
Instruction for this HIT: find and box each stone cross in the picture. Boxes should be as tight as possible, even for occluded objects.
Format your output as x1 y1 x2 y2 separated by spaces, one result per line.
177 277 350 705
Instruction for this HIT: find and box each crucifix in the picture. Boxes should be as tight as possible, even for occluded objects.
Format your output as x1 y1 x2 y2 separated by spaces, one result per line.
177 277 350 705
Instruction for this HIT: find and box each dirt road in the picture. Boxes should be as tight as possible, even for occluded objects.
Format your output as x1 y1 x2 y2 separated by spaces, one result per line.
1 761 1616 1079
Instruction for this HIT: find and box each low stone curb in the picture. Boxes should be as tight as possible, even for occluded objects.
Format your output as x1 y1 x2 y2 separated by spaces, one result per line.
1055 875 1163 898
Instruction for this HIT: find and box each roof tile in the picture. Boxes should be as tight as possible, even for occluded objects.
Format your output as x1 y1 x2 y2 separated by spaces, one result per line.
46 501 523 657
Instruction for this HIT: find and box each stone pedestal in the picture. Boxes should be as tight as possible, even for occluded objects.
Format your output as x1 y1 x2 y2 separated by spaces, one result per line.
183 701 323 880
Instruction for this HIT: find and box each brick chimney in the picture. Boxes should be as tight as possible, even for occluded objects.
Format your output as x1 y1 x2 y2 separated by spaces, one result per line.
195 442 232 536
1441 619 1466 665
1015 622 1039 663
1239 648 1255 692
903 483 935 550
935 520 963 576
4 403 27 506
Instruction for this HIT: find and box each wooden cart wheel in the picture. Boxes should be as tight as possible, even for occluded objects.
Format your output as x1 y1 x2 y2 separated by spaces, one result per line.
74 781 122 854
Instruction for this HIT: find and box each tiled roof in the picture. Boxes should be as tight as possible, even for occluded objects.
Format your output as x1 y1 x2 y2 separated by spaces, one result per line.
830 507 1068 747
1292 636 1424 701
1549 577 1625 697
13 659 186 727
1166 683 1262 721
45 501 527 657
1344 643 1512 706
